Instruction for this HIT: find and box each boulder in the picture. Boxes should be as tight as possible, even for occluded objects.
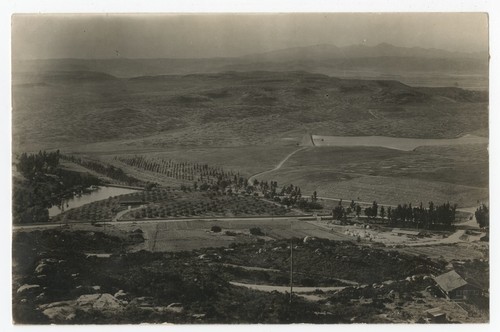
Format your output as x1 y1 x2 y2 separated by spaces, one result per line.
114 290 130 301
35 263 48 274
17 284 40 294
35 258 63 274
77 293 101 308
166 302 184 313
192 313 206 319
93 293 124 310
35 292 47 302
77 293 124 311
42 306 76 321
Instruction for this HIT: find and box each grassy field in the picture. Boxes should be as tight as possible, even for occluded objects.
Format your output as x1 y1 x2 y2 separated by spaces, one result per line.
254 144 488 207
134 218 351 252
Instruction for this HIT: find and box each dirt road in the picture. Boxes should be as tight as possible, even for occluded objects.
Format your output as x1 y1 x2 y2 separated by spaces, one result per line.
13 215 303 232
229 281 345 293
248 146 308 183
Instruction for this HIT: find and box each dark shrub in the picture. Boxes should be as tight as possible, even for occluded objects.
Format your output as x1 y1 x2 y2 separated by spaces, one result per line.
211 225 222 233
249 227 264 236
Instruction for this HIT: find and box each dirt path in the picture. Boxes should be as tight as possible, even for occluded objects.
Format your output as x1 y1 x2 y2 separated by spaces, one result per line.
112 205 145 222
248 147 308 184
220 263 281 273
229 281 345 293
219 263 359 286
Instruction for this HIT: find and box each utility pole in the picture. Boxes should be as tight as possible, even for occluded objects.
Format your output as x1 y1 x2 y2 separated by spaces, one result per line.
289 238 293 304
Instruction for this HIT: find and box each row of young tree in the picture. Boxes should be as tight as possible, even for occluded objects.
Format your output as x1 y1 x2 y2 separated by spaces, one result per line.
61 155 143 186
332 200 459 229
116 155 323 211
116 155 242 184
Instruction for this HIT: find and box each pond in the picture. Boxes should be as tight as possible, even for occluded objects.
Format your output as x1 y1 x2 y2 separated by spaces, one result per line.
311 134 487 151
48 186 140 217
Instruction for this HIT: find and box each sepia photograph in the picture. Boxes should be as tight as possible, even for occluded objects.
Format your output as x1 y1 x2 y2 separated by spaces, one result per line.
9 9 491 325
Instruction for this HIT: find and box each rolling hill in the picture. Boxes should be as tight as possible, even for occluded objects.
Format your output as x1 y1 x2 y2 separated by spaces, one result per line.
12 70 488 153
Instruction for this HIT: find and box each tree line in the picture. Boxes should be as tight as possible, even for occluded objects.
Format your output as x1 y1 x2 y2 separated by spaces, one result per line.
255 180 322 211
117 155 241 184
331 200 459 229
16 150 60 179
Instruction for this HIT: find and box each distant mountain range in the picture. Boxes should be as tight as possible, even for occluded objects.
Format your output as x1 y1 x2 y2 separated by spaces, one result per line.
243 43 487 61
13 43 489 89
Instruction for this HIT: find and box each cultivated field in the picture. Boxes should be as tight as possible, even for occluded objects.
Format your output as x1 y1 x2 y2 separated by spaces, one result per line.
51 189 297 223
121 194 294 220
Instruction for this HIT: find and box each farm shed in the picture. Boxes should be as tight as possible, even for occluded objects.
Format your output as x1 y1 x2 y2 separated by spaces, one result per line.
391 228 421 236
434 270 482 300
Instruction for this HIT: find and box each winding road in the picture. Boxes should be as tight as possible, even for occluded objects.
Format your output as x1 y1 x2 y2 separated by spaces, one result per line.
248 146 308 184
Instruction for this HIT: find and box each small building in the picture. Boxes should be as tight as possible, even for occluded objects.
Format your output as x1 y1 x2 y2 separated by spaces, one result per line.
434 270 482 300
391 228 421 236
425 307 447 323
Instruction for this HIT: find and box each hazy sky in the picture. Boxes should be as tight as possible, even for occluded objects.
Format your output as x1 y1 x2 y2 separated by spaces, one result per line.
12 13 489 59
